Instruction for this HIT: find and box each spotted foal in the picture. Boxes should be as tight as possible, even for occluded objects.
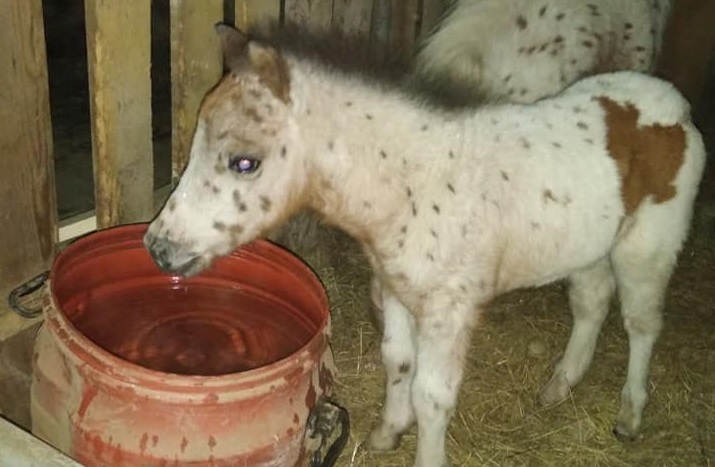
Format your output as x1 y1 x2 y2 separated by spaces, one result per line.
145 25 705 467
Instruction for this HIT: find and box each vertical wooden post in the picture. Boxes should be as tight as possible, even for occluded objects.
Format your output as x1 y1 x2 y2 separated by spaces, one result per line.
170 0 224 183
657 0 715 107
333 0 373 38
234 0 281 34
419 0 448 40
0 0 57 334
390 0 421 58
85 0 154 227
284 0 334 33
370 0 420 60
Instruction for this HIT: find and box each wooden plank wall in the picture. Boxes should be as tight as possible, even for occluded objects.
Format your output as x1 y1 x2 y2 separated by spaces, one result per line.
234 0 281 35
85 0 154 228
170 0 224 182
0 0 57 337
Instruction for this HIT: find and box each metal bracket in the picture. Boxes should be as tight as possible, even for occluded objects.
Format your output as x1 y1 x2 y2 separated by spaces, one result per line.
307 398 351 467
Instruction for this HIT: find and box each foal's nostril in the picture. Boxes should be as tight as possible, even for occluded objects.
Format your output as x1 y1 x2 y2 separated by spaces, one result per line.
145 236 174 272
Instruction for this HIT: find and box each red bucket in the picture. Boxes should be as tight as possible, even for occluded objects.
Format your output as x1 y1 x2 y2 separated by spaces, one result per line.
31 224 343 466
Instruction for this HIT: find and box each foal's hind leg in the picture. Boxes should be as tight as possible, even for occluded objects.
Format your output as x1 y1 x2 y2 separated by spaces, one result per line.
540 258 616 405
609 197 694 438
368 289 417 451
610 240 675 439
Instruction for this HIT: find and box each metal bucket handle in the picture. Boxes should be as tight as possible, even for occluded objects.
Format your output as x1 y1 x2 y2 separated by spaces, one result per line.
306 398 350 467
8 270 49 318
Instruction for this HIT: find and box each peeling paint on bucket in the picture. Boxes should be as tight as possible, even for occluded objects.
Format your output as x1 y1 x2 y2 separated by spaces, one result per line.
31 224 335 466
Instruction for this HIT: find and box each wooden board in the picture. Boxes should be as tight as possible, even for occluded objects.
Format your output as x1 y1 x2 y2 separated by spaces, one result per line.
657 0 715 109
332 0 373 38
0 0 57 326
419 0 449 40
170 0 224 183
390 0 421 58
85 0 154 227
234 0 281 34
285 0 334 33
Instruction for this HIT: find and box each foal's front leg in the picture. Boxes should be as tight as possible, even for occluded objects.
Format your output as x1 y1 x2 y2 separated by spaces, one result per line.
412 301 476 467
368 289 417 450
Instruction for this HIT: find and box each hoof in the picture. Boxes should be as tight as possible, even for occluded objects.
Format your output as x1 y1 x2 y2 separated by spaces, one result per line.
538 373 571 407
612 425 642 442
367 426 401 452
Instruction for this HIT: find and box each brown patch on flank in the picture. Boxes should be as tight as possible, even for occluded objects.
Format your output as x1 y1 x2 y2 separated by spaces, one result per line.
597 97 686 214
213 221 227 232
398 362 410 374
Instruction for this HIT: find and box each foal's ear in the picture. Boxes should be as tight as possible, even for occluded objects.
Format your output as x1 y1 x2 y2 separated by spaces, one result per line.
215 23 249 72
247 42 291 104
214 23 291 104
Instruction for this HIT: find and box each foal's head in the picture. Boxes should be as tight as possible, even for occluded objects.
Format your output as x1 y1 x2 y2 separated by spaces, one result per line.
145 25 307 276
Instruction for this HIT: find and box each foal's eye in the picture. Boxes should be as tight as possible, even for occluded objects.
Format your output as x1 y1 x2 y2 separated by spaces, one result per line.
228 155 261 174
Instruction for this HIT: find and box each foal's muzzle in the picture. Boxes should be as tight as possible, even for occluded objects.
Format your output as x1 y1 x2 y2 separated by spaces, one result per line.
143 233 203 276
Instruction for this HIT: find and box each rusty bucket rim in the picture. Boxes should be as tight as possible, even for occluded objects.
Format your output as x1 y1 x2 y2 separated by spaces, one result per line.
43 222 331 394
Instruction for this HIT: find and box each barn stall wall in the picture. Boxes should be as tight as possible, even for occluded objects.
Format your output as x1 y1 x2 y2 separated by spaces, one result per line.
0 0 713 462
